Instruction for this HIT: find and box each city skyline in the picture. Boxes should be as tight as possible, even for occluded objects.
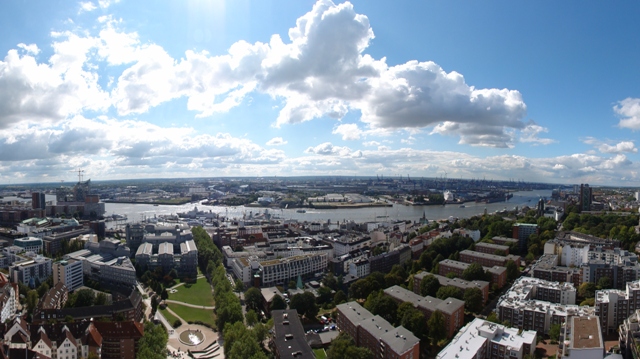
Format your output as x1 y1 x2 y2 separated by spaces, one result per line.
1 1 640 185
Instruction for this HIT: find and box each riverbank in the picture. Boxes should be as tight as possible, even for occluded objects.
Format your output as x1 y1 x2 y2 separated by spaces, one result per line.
104 198 194 206
310 202 393 209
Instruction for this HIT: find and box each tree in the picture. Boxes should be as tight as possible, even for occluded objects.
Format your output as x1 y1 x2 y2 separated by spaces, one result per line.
349 278 374 300
245 287 263 311
505 260 520 282
419 252 433 271
223 321 267 359
597 276 613 290
419 275 441 297
397 303 428 339
26 290 38 314
334 290 347 305
75 289 96 307
463 287 484 313
137 321 168 359
317 286 333 305
95 292 107 306
364 291 398 325
290 292 318 319
234 279 245 292
322 273 339 290
428 310 446 345
271 294 287 311
160 288 168 301
37 282 50 298
462 263 487 281
288 280 297 289
436 286 463 300
216 291 243 330
578 282 597 299
580 298 595 306
327 332 374 359
245 310 258 326
486 312 500 324
549 323 561 342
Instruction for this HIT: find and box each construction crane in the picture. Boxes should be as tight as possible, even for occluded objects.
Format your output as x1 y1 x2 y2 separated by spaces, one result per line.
71 169 85 182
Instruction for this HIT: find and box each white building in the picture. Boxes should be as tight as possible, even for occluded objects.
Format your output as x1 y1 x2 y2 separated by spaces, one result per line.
9 255 52 285
232 253 328 287
437 318 537 359
559 316 604 359
560 244 590 267
348 259 370 278
53 259 84 292
0 282 16 323
13 237 43 254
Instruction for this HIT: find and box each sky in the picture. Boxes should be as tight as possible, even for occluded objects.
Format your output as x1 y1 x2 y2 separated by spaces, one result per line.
1 0 640 186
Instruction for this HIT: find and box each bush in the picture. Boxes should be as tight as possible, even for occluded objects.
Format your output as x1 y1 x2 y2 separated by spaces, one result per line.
173 319 182 328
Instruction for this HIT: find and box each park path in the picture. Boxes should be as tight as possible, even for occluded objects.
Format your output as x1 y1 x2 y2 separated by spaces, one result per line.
164 305 187 325
165 299 215 310
169 275 206 290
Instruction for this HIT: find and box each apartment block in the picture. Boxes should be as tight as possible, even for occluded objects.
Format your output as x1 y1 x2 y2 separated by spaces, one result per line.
497 277 589 334
439 259 507 289
384 285 465 339
271 309 314 358
459 250 520 268
491 236 519 247
594 284 640 334
336 301 420 359
436 318 536 359
512 223 538 253
559 316 603 359
9 255 52 285
414 271 489 304
232 253 327 287
53 259 84 292
474 242 510 255
620 309 640 359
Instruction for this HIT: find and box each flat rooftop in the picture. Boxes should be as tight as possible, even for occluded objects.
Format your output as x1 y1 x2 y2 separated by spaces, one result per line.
570 316 603 349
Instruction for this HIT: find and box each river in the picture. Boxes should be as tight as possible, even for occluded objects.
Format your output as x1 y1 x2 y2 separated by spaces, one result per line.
99 189 552 225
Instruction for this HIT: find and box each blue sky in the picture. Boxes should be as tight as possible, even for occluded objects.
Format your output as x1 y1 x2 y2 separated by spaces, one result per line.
1 0 640 185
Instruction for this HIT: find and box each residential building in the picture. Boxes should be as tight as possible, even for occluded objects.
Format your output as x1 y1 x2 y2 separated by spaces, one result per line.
93 321 144 359
9 255 52 286
34 288 143 324
349 258 370 278
336 301 420 359
436 318 537 359
497 277 589 334
474 242 510 255
413 272 489 304
270 309 314 359
384 285 465 339
559 316 604 359
438 259 507 289
0 281 16 324
53 259 84 292
512 223 538 253
459 250 520 268
231 253 327 287
580 184 592 212
620 309 640 359
369 244 411 274
491 236 519 247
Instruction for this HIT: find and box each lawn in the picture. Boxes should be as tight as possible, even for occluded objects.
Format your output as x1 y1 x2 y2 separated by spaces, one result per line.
168 303 217 329
168 277 214 307
313 349 327 359
160 307 180 326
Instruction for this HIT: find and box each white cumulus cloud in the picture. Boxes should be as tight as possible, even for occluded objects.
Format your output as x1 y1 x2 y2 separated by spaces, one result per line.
266 137 288 146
